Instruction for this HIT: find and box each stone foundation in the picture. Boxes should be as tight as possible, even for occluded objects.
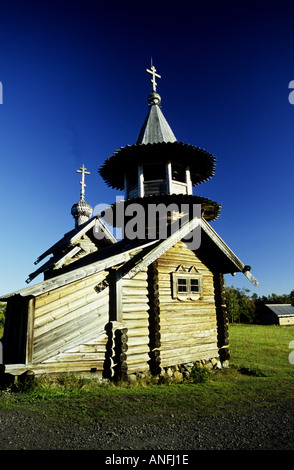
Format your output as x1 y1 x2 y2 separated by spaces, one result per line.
126 357 229 385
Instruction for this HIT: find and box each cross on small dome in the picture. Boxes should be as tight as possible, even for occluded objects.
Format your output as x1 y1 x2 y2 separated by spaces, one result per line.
76 164 90 200
146 64 161 92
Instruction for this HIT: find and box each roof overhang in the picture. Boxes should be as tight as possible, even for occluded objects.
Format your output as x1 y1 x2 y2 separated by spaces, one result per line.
0 216 258 301
98 141 216 190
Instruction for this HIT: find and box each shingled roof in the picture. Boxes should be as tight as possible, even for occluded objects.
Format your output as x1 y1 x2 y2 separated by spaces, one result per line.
265 304 294 316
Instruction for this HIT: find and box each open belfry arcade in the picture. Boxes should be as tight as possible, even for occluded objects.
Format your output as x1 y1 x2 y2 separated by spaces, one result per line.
0 65 258 383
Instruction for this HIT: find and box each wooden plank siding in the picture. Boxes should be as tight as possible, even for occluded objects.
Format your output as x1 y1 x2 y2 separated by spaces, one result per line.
32 270 110 374
120 269 150 374
152 241 219 369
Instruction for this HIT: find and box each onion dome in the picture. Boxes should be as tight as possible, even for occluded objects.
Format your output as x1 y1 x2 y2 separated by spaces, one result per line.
71 198 93 228
71 164 93 228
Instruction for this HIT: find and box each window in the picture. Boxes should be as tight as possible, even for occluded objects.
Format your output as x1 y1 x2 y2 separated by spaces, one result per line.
172 266 202 300
172 163 186 182
177 278 188 293
190 278 199 293
143 164 166 181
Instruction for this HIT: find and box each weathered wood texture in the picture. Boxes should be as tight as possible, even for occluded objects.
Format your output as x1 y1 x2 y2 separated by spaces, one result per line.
152 241 219 369
32 271 109 373
120 269 150 374
213 272 230 362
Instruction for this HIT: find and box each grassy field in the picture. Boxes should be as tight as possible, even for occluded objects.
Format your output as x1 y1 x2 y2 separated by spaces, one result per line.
0 324 294 425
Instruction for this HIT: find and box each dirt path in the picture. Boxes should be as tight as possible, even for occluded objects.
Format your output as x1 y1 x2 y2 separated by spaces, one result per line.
0 402 293 451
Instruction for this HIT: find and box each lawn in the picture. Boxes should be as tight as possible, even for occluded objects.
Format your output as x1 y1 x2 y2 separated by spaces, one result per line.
0 324 294 425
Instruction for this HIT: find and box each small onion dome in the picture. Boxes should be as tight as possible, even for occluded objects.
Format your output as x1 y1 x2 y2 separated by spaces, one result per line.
148 91 161 106
71 199 93 228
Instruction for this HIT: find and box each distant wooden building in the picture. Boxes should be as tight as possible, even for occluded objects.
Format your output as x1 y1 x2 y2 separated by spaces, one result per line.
0 66 258 382
263 304 294 326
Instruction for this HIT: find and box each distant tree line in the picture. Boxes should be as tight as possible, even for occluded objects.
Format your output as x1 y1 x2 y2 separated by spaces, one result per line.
225 286 294 324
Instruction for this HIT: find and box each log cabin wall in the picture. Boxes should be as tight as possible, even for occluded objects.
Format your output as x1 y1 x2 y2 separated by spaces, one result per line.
151 241 219 370
120 269 150 375
32 270 110 376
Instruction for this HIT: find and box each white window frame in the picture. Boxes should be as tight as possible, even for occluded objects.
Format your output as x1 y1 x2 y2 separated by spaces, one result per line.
172 265 203 301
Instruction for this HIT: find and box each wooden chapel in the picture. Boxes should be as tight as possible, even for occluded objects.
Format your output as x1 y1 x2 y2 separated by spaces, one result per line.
0 65 258 382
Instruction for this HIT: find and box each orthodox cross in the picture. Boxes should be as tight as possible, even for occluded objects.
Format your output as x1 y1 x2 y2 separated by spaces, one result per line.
146 64 161 92
76 164 90 200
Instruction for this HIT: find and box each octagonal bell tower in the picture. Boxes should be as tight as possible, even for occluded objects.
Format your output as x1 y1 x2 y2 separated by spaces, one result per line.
99 65 221 237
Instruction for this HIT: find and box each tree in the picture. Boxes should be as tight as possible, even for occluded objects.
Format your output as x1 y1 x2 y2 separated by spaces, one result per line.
225 287 294 324
225 286 256 323
225 286 240 323
290 290 294 307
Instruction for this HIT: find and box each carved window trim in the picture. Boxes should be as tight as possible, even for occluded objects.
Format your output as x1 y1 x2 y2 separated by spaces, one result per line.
172 265 203 301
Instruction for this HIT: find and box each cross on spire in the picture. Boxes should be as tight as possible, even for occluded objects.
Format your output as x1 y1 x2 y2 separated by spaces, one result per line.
76 164 90 200
146 64 161 92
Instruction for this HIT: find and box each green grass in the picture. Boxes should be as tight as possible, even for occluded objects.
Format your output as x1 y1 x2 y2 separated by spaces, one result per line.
1 324 294 425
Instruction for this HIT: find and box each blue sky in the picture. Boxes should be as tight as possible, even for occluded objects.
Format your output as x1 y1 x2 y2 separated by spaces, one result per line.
0 0 294 298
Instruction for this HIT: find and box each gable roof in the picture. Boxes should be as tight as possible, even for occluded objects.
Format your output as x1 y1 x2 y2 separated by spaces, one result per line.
0 216 258 302
120 217 258 286
265 304 294 316
26 215 117 283
0 239 158 301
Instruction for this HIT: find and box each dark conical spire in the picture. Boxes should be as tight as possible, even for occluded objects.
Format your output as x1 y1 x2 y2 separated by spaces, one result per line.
136 66 177 145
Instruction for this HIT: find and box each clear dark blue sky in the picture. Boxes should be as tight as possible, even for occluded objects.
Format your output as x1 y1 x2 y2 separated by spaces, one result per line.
1 0 294 297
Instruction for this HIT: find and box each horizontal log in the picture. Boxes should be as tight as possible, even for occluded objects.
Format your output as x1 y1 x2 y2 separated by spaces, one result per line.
125 352 150 364
125 343 150 355
43 352 106 363
122 313 149 323
160 323 217 332
159 346 219 363
35 271 107 311
160 335 217 348
122 276 148 285
156 257 207 266
33 361 105 374
159 311 216 320
123 319 149 329
122 307 149 316
123 328 150 338
127 363 150 373
127 335 150 346
121 286 148 296
154 294 216 304
122 294 149 302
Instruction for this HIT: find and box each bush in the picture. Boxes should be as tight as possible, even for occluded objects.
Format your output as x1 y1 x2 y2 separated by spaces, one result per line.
189 364 210 383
